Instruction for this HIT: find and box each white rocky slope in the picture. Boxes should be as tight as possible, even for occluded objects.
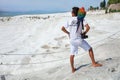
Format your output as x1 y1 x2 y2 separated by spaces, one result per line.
0 11 120 80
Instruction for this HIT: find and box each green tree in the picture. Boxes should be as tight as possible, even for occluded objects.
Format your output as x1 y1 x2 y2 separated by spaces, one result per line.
108 0 120 5
90 6 93 10
100 0 106 9
96 7 99 10
103 0 106 7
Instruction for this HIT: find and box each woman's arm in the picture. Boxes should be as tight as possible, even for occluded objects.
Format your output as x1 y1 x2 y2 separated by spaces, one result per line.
61 26 69 35
84 24 90 34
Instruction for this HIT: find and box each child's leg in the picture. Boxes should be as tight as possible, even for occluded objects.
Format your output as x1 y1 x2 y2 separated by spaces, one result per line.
70 55 76 73
89 48 102 67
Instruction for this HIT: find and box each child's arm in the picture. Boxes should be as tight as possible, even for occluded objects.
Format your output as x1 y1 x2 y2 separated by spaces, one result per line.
61 26 69 35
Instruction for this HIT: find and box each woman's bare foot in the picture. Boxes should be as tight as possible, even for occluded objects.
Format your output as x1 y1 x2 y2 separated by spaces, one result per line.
92 63 102 67
72 68 76 73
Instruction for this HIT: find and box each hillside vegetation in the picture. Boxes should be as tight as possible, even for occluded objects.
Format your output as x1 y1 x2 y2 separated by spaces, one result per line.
108 0 120 5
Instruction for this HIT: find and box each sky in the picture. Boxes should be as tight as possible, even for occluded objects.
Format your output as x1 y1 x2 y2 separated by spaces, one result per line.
0 0 108 12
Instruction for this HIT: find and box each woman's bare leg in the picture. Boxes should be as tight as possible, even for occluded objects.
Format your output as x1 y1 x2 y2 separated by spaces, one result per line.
89 48 102 67
70 55 76 73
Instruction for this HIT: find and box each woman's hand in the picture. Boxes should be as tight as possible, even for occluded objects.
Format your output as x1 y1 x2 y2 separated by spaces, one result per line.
68 32 70 38
85 24 90 33
61 26 70 38
82 31 86 35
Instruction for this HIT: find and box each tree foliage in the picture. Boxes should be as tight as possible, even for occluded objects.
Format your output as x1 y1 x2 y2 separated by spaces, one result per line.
100 0 106 9
89 6 99 10
108 0 120 5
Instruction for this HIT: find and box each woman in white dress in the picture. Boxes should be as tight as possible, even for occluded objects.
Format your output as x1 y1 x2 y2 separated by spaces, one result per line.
61 7 102 73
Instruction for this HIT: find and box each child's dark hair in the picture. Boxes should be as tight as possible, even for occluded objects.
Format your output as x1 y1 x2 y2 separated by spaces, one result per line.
72 7 79 16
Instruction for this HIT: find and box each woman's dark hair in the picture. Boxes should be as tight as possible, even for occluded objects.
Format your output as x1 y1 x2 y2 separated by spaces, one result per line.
72 7 79 16
72 7 84 32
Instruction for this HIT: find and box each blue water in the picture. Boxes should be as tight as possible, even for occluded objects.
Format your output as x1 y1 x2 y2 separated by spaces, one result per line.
0 10 68 17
